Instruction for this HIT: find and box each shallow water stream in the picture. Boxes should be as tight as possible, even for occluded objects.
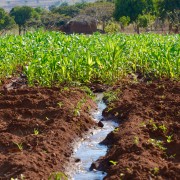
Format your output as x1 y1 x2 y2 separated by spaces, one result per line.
69 93 118 180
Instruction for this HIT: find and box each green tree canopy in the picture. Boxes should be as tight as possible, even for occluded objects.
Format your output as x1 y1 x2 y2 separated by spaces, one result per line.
114 0 154 22
158 0 180 19
10 6 35 34
0 8 15 32
51 5 80 18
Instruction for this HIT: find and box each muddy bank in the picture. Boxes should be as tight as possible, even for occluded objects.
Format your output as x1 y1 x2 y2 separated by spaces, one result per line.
97 79 180 180
0 86 96 179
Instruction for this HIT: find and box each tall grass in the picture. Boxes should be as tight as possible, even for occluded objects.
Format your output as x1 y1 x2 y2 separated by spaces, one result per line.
0 31 179 86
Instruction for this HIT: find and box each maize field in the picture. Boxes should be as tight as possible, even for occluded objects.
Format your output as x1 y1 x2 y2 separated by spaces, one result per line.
0 31 179 86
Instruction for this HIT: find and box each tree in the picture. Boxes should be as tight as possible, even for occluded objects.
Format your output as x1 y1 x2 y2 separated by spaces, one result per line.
40 12 70 30
158 0 180 18
51 5 80 18
81 2 115 31
137 13 155 33
0 8 15 34
114 0 154 22
158 0 180 32
10 6 35 35
105 20 120 33
119 16 130 31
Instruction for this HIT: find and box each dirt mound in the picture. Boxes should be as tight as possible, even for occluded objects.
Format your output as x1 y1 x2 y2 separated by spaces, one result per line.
0 87 96 179
97 79 180 180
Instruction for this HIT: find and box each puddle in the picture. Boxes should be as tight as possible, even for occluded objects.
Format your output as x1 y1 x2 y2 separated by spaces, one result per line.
68 93 118 180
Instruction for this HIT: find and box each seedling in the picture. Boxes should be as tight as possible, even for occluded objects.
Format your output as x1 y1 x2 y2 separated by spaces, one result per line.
159 124 167 134
109 160 118 166
113 127 119 133
73 98 86 117
149 119 158 131
34 129 39 135
14 142 23 151
11 174 25 180
149 139 166 151
62 87 69 92
134 136 139 145
140 122 146 127
152 167 159 175
48 172 68 180
166 135 173 143
57 102 63 108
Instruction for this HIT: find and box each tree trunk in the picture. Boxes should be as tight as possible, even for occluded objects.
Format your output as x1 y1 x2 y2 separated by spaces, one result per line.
19 25 22 35
169 23 172 33
137 25 140 34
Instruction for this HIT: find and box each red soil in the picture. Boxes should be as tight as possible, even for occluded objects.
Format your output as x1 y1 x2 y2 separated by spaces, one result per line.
96 79 180 180
0 86 96 179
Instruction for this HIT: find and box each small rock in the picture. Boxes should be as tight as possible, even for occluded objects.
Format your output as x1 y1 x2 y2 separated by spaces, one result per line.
89 162 100 171
75 158 81 163
98 121 104 128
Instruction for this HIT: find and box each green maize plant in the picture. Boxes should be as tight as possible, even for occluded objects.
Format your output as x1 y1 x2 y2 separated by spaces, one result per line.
0 30 179 86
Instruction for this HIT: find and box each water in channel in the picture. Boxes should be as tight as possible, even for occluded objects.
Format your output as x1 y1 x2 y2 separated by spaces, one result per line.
70 93 118 180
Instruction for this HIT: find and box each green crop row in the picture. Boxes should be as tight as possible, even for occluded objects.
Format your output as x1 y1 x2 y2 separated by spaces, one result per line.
0 31 179 86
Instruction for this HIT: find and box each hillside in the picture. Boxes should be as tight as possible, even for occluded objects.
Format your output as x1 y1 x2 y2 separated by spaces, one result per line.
0 0 95 11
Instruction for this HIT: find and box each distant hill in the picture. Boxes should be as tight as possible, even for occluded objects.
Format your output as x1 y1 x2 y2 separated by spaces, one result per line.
0 0 95 11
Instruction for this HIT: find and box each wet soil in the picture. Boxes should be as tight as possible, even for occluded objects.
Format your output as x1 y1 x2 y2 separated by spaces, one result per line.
0 86 96 179
96 79 180 180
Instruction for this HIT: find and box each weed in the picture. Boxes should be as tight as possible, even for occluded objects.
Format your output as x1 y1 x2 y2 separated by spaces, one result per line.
109 160 118 166
48 172 68 180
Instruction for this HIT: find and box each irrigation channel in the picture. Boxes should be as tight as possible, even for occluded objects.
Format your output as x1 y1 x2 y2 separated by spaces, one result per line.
68 93 118 180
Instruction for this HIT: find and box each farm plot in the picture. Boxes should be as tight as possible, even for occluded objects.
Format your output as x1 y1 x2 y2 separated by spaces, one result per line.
0 32 179 179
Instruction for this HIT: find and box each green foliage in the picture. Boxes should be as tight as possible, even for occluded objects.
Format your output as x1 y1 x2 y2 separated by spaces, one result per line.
81 2 115 22
109 160 118 165
14 142 23 151
34 129 39 135
158 0 180 19
0 31 179 86
0 8 15 32
166 134 173 143
119 16 130 30
10 6 34 26
134 136 139 145
51 5 80 18
114 0 154 22
10 6 36 34
105 21 120 33
48 172 68 180
149 138 166 151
